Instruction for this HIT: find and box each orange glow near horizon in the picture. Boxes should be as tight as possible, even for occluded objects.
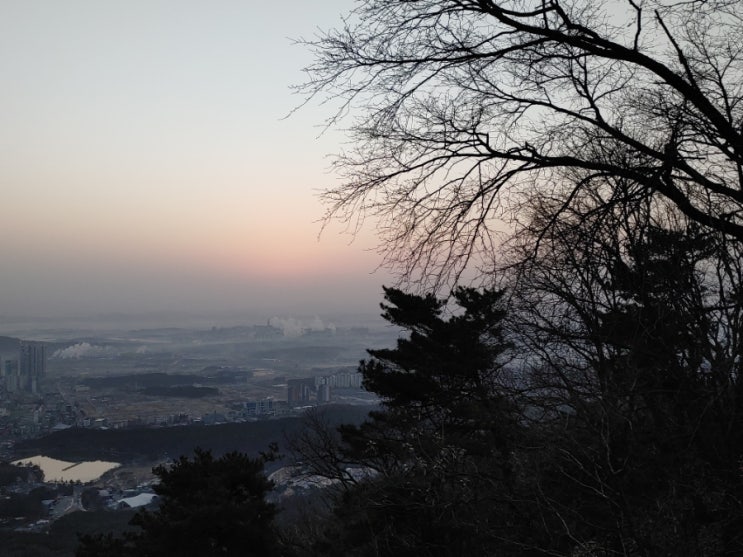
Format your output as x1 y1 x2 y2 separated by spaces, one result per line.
0 196 380 285
0 0 388 317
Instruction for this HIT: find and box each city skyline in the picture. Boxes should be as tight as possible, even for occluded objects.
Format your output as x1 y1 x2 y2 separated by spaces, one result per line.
0 1 390 319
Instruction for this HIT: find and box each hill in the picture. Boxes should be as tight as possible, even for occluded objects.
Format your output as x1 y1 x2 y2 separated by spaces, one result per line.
12 405 372 464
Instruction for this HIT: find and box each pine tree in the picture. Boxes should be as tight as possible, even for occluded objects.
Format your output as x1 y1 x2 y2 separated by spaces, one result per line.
77 448 279 557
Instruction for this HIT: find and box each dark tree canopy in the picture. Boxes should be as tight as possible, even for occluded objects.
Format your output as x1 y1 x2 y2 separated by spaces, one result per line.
364 286 512 413
291 287 529 556
301 0 743 287
76 448 279 557
502 192 743 555
287 195 743 555
290 0 743 541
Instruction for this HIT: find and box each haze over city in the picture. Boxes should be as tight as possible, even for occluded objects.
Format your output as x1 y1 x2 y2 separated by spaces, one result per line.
2 1 743 554
1 0 389 321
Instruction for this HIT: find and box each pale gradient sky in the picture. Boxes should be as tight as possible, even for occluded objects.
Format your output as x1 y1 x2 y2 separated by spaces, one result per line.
0 0 390 319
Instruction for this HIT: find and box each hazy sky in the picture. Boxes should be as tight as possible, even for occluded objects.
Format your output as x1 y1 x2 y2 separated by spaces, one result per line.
0 1 390 319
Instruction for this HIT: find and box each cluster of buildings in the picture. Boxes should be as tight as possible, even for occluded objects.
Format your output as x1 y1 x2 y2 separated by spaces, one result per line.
242 397 276 417
2 462 159 534
1 342 46 396
287 370 363 405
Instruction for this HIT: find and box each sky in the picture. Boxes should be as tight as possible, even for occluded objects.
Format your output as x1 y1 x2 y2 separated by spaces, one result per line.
0 0 391 320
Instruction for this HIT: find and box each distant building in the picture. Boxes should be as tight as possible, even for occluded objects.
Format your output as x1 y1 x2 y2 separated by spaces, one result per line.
19 342 46 394
116 493 158 509
244 398 274 417
3 359 20 393
287 378 313 405
314 371 363 389
319 371 363 389
317 383 332 403
288 371 363 406
253 324 282 339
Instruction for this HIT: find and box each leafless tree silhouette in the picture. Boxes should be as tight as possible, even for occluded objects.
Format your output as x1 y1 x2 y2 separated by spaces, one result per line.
300 0 743 287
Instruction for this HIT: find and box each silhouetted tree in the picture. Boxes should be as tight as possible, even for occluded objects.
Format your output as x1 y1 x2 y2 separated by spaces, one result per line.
301 0 743 287
298 3 743 551
0 461 43 486
293 287 537 556
505 190 743 554
76 448 280 557
290 235 743 554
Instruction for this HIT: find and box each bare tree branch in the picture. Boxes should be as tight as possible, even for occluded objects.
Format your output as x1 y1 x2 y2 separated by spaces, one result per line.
298 0 743 288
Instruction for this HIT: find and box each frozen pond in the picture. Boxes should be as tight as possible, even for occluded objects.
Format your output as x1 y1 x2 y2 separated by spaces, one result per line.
12 455 120 483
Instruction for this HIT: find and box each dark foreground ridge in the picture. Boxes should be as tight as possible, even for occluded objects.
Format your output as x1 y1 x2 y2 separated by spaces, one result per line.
13 404 371 464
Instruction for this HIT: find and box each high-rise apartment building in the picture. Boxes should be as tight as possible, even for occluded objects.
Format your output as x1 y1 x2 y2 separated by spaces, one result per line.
19 341 46 394
3 359 20 393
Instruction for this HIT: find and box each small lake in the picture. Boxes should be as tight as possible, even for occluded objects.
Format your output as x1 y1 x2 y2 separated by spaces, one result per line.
12 455 120 483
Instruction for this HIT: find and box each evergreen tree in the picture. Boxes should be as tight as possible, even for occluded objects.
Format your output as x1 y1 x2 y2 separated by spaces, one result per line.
308 287 529 556
77 448 279 557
